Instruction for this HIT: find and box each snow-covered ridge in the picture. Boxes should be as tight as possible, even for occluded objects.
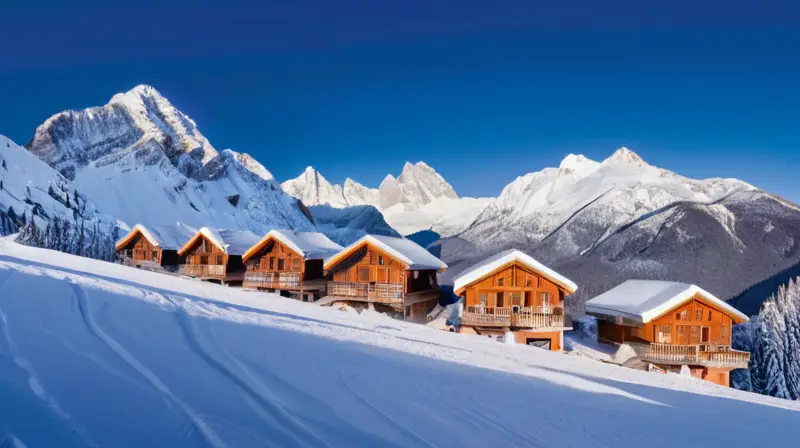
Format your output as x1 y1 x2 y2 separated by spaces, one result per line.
281 163 490 238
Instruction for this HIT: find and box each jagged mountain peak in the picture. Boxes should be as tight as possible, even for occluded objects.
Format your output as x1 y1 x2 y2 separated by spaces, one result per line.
604 146 645 165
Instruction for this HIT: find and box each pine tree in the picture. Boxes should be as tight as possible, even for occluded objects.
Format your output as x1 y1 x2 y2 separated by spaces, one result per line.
761 290 790 399
782 280 800 399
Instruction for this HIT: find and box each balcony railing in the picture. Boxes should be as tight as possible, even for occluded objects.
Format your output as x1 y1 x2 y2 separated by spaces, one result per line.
243 272 301 289
180 264 225 278
511 307 565 328
461 306 512 327
641 343 750 369
327 281 404 303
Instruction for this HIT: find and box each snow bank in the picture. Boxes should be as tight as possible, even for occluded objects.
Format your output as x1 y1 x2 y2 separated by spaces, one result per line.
0 240 798 447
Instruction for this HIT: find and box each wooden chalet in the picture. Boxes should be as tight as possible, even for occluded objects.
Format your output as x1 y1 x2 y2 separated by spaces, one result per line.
177 227 261 286
586 280 750 386
241 229 343 302
452 249 577 351
323 234 447 322
115 224 197 271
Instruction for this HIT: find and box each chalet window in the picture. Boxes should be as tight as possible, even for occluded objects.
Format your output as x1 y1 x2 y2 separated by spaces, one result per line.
721 325 728 340
277 259 284 271
676 312 681 320
526 277 533 287
677 326 685 336
358 268 369 282
655 325 672 343
708 311 712 321
695 309 702 321
378 255 384 266
497 278 504 286
680 310 687 320
200 255 208 265
217 255 224 265
496 292 505 308
479 293 487 307
152 251 158 260
269 257 274 270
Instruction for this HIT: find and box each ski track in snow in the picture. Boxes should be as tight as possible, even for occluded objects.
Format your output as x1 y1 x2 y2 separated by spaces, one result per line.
160 293 331 448
67 281 227 448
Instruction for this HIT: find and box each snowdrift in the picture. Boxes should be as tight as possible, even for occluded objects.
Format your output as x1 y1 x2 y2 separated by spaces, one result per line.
0 239 798 447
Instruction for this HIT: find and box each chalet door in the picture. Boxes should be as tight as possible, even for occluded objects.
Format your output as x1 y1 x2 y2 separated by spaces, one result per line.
511 292 522 313
701 327 711 343
689 326 700 344
200 255 208 265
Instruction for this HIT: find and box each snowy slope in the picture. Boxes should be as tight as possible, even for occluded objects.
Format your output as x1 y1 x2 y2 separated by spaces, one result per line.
26 85 313 234
1 239 799 447
282 163 488 237
0 134 119 253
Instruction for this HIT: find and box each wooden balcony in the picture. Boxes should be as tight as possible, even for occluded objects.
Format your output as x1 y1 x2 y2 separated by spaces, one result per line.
180 264 225 278
641 343 750 369
243 272 301 289
326 281 404 304
461 306 511 327
511 307 565 328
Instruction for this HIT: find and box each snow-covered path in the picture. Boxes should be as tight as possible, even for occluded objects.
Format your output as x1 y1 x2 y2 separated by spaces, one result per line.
0 240 798 447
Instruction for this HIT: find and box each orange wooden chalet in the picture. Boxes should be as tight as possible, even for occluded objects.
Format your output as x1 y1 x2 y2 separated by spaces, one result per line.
586 280 750 386
177 227 260 286
241 229 343 302
115 224 197 271
452 249 577 351
323 234 447 322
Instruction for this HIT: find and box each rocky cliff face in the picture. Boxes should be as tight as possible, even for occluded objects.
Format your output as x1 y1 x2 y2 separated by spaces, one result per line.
26 85 313 234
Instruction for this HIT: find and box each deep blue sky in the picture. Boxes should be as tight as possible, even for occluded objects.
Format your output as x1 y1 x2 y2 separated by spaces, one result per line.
1 1 799 200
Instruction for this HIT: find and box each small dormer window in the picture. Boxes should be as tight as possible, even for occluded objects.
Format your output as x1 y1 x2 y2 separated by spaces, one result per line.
497 278 504 286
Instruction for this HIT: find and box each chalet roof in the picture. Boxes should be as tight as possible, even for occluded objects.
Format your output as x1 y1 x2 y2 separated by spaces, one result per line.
452 249 577 294
242 229 343 262
178 227 261 256
115 223 198 252
585 280 749 324
325 234 447 271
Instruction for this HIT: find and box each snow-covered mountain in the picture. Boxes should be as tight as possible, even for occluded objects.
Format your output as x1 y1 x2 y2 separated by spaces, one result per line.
282 163 490 237
26 85 314 234
436 148 800 306
0 134 120 258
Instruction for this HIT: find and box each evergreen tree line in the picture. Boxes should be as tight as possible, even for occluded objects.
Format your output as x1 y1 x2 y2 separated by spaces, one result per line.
9 212 121 262
732 278 800 400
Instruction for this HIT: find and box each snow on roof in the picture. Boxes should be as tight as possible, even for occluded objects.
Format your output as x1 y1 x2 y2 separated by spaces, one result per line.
243 229 343 262
585 280 749 324
116 223 198 251
180 227 261 256
326 234 447 271
452 249 577 294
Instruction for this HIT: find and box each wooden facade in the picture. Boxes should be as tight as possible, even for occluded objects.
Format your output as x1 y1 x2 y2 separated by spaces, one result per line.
178 233 245 285
594 293 749 386
115 229 183 270
242 236 327 301
455 259 573 352
325 241 440 321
